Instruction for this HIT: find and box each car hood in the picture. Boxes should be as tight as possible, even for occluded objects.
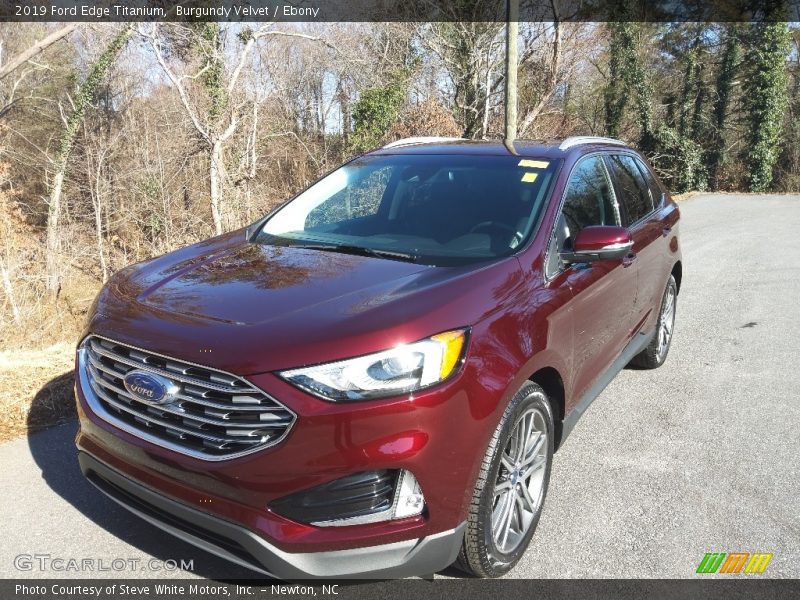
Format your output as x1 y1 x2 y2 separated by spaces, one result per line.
122 240 430 326
89 230 524 374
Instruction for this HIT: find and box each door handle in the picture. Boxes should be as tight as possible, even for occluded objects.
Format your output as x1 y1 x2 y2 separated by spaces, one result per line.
622 253 637 267
662 225 672 237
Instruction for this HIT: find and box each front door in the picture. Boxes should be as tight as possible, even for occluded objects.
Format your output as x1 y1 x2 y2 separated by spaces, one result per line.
545 154 638 404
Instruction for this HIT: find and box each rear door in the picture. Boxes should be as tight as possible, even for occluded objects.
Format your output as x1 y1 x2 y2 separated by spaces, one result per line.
604 153 662 331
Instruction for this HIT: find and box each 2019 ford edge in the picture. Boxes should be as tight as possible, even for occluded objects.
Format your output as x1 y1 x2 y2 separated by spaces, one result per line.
75 136 681 579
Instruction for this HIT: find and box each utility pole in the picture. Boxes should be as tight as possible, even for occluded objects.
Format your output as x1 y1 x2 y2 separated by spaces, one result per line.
504 0 519 142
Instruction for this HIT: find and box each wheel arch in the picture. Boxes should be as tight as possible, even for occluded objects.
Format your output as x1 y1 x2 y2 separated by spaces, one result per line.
528 367 566 451
671 260 682 293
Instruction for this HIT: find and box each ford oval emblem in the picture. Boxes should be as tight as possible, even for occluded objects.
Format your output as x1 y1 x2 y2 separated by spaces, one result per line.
123 370 177 405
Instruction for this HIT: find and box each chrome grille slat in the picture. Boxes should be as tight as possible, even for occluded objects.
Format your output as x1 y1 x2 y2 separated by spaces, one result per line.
88 381 252 445
88 339 247 394
80 335 296 460
87 367 291 430
86 354 275 413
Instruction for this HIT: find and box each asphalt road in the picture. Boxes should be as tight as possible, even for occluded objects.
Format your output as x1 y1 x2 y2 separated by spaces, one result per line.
1 193 798 580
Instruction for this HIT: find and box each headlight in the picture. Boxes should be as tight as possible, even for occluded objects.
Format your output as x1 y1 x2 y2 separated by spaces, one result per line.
278 329 469 401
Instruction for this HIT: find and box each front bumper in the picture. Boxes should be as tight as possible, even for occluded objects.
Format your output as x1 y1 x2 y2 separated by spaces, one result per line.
73 323 508 578
79 452 465 579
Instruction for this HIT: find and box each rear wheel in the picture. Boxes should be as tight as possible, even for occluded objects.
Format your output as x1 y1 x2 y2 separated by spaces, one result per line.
631 274 677 369
456 382 554 578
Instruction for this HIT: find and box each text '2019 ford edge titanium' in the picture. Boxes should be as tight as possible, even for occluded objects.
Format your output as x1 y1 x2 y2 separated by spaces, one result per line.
75 136 681 579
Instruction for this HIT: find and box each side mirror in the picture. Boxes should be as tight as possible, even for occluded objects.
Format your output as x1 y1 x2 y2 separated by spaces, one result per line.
560 225 633 264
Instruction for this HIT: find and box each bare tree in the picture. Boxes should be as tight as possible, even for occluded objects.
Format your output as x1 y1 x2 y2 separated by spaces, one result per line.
0 23 80 81
423 22 504 138
144 24 337 235
82 118 127 282
517 19 563 135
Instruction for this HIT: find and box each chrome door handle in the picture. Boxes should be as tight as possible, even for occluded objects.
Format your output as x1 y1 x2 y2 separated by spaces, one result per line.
622 253 637 267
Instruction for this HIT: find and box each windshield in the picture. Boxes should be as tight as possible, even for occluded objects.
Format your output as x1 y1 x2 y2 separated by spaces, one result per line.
256 153 559 266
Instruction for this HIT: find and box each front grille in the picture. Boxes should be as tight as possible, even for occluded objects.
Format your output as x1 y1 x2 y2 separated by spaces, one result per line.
81 335 295 460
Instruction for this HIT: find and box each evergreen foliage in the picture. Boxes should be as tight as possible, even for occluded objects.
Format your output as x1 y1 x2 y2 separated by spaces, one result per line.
351 71 409 152
708 26 742 187
742 21 791 192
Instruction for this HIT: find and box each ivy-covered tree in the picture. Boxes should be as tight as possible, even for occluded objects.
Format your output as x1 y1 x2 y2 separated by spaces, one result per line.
45 25 133 292
198 23 226 122
742 20 791 192
604 21 636 138
676 38 701 140
776 28 800 190
603 21 654 149
351 71 408 152
708 25 742 188
647 24 711 192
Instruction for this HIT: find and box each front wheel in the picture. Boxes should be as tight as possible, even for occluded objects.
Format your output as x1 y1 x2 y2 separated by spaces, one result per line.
630 274 678 369
456 382 554 578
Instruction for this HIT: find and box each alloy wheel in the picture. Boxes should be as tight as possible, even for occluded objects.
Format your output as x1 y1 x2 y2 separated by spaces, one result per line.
491 407 548 554
657 284 676 360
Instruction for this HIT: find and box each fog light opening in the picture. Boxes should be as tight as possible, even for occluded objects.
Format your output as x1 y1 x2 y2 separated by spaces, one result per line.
271 469 426 527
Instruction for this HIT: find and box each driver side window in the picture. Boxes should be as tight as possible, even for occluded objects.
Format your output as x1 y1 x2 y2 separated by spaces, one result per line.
561 155 620 241
546 155 619 278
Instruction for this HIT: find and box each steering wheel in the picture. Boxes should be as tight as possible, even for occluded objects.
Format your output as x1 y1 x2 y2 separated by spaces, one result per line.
469 221 524 248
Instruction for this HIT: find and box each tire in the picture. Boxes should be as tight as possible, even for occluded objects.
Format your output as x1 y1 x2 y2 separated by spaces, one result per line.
456 381 554 578
630 274 678 369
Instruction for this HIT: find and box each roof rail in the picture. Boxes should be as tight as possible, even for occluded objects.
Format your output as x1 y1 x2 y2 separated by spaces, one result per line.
558 136 626 150
382 136 465 149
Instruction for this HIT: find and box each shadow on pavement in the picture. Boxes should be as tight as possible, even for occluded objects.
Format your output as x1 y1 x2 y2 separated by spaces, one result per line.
26 372 263 581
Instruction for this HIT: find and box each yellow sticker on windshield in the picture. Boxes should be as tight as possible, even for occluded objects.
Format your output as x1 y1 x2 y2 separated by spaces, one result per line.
521 172 538 183
518 159 549 169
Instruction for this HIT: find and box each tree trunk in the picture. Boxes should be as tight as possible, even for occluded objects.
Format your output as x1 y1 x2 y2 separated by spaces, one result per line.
45 169 64 293
709 27 741 188
481 64 492 138
94 200 107 283
210 139 224 235
744 21 791 192
1 264 21 325
339 83 351 145
44 25 132 292
92 162 108 283
0 23 80 80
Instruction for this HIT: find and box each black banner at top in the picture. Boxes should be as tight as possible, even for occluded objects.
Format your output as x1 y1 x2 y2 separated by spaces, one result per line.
1 0 799 22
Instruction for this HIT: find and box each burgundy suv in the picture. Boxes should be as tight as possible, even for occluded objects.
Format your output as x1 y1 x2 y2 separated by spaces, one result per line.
75 137 681 579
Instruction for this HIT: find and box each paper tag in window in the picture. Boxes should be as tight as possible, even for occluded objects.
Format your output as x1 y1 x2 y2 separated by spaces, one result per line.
518 159 549 169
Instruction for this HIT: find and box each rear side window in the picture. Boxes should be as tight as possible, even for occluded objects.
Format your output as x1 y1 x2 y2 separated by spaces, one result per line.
560 156 620 238
632 156 663 208
606 154 654 225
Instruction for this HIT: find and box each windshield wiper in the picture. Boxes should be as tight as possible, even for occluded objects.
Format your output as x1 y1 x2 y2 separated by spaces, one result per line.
290 243 420 263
